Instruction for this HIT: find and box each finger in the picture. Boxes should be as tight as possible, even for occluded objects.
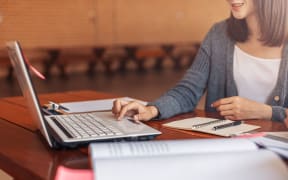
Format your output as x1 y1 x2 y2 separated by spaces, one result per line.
212 97 234 108
224 116 243 121
125 110 137 117
118 101 140 120
130 115 141 124
212 97 234 107
216 104 234 112
224 116 236 120
133 112 150 122
112 99 121 115
112 99 129 115
219 110 235 117
132 106 157 122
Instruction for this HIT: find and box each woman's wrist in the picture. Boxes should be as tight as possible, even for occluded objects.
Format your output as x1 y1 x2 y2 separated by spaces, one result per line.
260 104 272 120
147 106 159 119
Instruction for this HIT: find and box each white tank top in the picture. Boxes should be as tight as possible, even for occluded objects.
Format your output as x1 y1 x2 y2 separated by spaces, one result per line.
233 45 281 103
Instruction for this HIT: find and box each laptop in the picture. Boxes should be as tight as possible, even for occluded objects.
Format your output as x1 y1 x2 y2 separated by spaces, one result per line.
6 41 161 148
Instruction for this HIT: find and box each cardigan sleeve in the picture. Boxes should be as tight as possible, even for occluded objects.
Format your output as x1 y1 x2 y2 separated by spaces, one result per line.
271 106 286 122
148 24 218 120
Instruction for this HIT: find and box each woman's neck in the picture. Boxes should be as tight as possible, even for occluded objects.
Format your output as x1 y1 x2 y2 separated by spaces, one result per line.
246 14 260 41
236 14 284 59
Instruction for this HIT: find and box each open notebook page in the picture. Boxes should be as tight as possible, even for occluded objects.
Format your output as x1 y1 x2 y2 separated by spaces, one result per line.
90 139 288 180
89 138 258 159
93 150 288 180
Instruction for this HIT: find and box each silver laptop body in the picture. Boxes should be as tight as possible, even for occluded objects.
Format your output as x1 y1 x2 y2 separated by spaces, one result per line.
7 41 161 148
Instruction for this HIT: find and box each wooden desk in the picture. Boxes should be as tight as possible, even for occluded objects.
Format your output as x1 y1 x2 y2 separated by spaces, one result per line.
0 90 287 179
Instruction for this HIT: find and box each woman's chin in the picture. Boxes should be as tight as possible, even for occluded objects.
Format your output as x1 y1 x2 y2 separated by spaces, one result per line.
232 13 246 20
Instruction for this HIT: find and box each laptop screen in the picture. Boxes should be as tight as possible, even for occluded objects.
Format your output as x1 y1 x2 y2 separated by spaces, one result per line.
6 41 53 147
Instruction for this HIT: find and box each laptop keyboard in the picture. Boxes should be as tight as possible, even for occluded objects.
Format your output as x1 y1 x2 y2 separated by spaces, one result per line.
52 113 123 139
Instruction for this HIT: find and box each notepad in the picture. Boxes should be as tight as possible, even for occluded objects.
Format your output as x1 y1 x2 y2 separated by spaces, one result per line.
163 117 260 137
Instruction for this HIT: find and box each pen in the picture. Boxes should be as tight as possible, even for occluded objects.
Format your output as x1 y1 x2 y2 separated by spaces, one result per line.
213 121 242 131
48 101 70 111
192 119 225 129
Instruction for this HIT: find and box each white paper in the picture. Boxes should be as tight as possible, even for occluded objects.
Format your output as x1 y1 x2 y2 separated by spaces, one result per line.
164 117 260 137
90 138 258 159
93 150 288 180
267 147 288 159
251 132 288 158
60 97 147 113
252 136 288 150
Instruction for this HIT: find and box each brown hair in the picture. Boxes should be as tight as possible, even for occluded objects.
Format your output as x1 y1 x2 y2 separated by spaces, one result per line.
227 0 288 47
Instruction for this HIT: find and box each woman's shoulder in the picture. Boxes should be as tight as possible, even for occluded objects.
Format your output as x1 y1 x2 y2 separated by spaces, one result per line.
209 19 228 35
213 19 228 30
204 19 230 42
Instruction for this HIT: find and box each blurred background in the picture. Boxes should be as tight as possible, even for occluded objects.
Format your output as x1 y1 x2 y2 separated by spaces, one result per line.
0 0 229 105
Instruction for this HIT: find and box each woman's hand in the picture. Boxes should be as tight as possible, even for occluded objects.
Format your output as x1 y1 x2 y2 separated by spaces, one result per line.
284 109 288 128
112 99 159 122
211 96 272 120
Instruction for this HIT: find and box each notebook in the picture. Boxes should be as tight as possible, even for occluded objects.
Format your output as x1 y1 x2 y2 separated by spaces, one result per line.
89 139 288 180
163 117 260 137
6 41 161 148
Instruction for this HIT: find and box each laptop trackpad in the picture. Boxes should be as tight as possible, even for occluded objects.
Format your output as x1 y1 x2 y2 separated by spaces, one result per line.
92 111 146 134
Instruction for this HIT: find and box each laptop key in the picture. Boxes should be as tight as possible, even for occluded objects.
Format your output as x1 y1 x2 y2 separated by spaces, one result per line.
51 117 74 138
54 113 123 139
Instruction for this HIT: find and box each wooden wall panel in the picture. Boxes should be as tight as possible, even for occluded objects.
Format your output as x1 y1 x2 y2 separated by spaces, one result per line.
115 0 229 45
94 0 114 46
0 0 228 48
0 0 97 49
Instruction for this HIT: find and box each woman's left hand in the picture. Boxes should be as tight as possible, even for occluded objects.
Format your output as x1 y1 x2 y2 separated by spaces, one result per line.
284 109 288 128
212 96 272 120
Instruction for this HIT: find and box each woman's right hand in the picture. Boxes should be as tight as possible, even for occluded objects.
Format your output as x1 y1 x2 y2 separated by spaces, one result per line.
112 99 159 122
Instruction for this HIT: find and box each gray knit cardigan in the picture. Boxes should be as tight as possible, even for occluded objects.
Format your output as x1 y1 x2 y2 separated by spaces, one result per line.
149 20 288 122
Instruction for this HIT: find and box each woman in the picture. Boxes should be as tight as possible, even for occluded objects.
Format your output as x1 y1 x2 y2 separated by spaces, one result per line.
112 0 288 123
